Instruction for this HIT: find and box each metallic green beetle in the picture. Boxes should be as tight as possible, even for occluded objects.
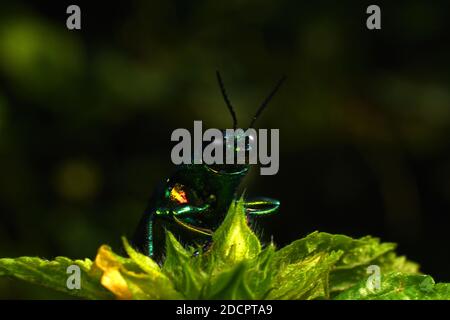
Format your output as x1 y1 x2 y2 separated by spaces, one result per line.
132 72 285 260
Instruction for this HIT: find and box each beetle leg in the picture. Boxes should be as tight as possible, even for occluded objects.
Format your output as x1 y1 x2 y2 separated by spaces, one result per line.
131 211 155 258
156 203 213 236
244 197 280 215
155 203 209 216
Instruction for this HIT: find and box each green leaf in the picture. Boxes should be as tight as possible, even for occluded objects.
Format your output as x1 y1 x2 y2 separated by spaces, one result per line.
274 232 395 268
121 237 182 299
0 201 447 300
330 251 420 295
0 256 112 299
201 244 278 300
246 244 278 299
268 250 343 299
334 272 450 300
93 244 182 299
273 231 420 297
118 268 182 300
210 199 261 264
162 231 205 299
121 237 161 276
202 262 255 300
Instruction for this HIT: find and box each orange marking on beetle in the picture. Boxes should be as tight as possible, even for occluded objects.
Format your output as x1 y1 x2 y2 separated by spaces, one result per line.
170 184 188 204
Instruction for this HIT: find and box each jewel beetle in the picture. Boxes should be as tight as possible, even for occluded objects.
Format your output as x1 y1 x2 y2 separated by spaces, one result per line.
132 71 286 260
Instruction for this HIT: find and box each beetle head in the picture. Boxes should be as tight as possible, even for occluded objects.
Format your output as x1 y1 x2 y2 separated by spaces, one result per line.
205 129 254 175
206 71 284 175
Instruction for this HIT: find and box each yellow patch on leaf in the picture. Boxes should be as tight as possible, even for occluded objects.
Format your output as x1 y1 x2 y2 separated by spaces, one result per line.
93 245 132 300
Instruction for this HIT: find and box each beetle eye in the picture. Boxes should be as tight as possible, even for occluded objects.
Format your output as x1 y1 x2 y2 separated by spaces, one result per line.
244 134 254 151
222 131 253 152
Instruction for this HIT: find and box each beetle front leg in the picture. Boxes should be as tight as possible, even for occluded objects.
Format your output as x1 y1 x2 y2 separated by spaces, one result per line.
156 203 213 236
156 203 209 217
244 197 280 216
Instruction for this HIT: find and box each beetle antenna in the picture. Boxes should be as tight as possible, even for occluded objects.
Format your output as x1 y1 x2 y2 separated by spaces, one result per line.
216 70 237 129
248 75 286 128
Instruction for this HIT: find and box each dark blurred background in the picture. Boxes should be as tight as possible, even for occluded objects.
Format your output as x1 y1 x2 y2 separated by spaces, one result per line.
0 0 449 298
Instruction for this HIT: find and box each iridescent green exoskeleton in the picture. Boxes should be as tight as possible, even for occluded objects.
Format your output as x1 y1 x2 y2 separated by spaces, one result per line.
132 72 285 260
